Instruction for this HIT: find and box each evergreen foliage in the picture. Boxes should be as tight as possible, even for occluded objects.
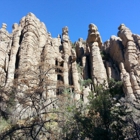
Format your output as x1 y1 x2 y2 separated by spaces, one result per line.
62 79 127 140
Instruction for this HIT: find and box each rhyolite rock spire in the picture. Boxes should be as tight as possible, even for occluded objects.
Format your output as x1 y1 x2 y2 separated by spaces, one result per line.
0 23 11 86
6 23 21 87
118 24 138 72
86 23 108 86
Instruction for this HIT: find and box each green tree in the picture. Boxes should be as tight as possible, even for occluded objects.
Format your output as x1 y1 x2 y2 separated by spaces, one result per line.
62 79 126 140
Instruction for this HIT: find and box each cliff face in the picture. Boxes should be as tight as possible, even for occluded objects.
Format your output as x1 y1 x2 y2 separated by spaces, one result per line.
0 13 140 118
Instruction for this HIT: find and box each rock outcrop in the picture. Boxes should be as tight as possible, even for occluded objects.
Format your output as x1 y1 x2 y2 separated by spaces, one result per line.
1 14 140 124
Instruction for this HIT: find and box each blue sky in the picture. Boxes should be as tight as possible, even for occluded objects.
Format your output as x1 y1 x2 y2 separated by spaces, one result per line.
0 0 140 43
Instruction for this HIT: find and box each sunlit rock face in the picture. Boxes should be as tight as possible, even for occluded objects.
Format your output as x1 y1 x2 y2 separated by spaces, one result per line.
1 13 140 120
0 23 11 86
86 23 108 86
102 23 140 101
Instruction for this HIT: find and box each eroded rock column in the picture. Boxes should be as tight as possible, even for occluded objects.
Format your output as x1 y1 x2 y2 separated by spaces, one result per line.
71 49 81 99
76 38 88 79
44 33 58 98
119 62 136 100
18 13 41 90
62 26 71 86
118 24 138 72
86 23 108 86
0 23 11 86
6 23 21 87
130 71 140 96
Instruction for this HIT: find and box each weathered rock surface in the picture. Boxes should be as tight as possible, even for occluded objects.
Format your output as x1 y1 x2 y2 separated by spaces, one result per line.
1 13 140 126
0 23 11 86
118 24 138 72
86 23 108 86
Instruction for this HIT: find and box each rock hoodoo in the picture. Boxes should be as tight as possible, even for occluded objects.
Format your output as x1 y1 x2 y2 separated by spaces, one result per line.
86 23 108 86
